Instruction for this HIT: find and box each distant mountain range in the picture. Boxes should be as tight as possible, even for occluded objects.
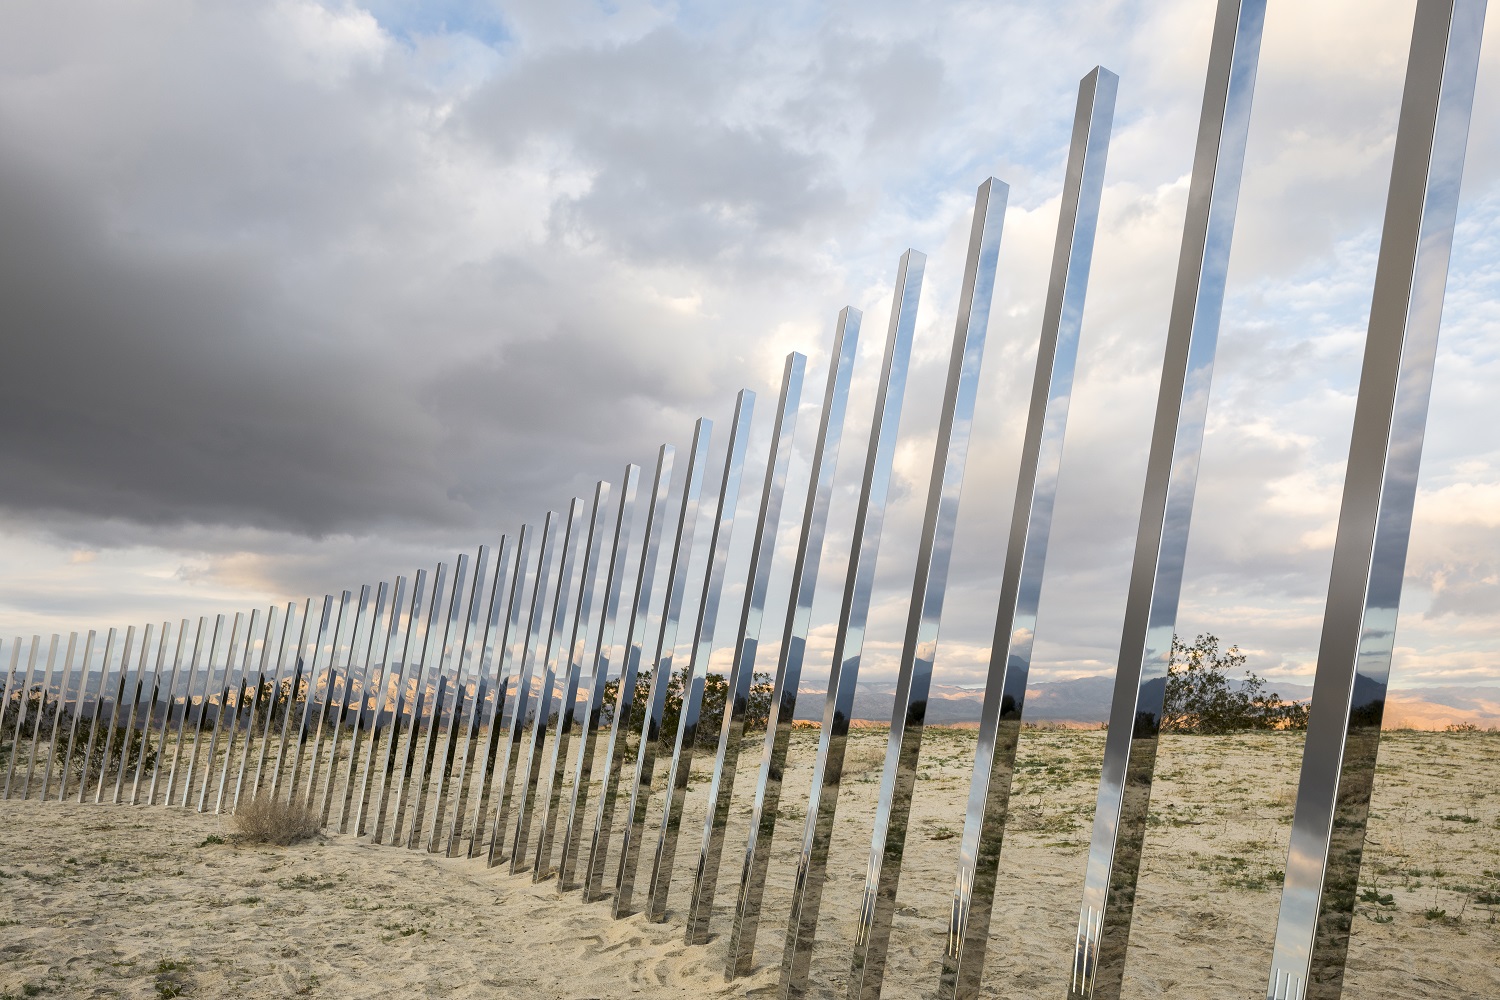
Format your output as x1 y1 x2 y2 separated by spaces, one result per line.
797 674 1500 730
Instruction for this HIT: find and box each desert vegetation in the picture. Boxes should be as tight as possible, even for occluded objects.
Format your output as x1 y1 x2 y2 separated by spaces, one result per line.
231 795 323 846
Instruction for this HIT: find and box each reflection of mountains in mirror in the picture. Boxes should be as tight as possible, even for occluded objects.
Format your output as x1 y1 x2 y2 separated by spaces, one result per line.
814 675 1500 729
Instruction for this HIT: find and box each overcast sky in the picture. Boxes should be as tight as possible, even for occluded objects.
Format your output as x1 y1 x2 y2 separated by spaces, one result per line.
1 0 1497 698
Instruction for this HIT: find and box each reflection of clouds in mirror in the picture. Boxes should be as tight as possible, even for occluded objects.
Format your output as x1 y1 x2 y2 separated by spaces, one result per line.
0 0 1495 701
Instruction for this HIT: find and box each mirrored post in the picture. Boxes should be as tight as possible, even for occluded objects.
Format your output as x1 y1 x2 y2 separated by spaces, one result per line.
556 468 640 887
729 306 860 974
614 421 711 912
939 67 1116 1000
582 447 675 896
1268 4 1485 999
849 177 1007 1000
648 392 753 921
535 483 612 877
781 249 925 997
1069 3 1264 995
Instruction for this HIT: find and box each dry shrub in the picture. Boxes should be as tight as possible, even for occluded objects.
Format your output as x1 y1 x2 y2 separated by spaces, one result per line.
232 796 322 846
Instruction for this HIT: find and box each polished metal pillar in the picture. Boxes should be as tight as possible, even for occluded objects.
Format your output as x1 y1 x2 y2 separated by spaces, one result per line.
779 250 925 997
534 483 612 877
687 353 806 943
939 68 1116 1000
407 557 470 848
58 633 93 801
302 591 355 811
316 588 372 822
27 634 63 798
269 600 318 804
96 632 138 803
212 612 260 812
432 550 500 851
728 307 861 974
512 502 588 872
0 640 20 792
430 563 489 851
181 615 228 807
1268 5 1486 999
0 639 16 761
465 534 531 857
242 606 292 808
325 584 385 825
41 633 80 800
102 625 151 803
134 626 173 803
583 447 676 898
284 600 334 806
148 622 190 805
556 468 641 887
531 485 611 875
420 554 485 849
848 178 1007 1000
388 565 450 844
133 623 174 805
134 623 173 805
488 514 562 866
646 391 754 922
3 637 41 799
351 579 409 833
370 572 430 842
444 548 512 853
80 629 125 802
199 612 249 812
117 623 158 805
614 421 712 913
63 633 100 802
1070 3 1264 996
222 609 272 811
334 587 384 827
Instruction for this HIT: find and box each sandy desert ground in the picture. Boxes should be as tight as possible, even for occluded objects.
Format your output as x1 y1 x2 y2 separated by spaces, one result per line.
1 727 1497 999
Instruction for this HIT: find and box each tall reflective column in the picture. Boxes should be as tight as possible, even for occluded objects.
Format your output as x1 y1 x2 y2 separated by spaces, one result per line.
370 573 431 843
488 515 563 866
1070 2 1265 996
534 482 613 877
614 421 711 913
1268 4 1486 999
465 534 532 857
939 67 1116 1000
780 251 925 997
686 352 806 944
848 177 1007 1000
442 549 509 854
352 580 411 833
556 467 641 888
511 502 586 871
645 392 753 921
728 307 860 976
583 447 676 898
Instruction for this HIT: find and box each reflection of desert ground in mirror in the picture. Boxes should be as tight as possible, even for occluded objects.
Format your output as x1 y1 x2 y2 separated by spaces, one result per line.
1 728 1496 999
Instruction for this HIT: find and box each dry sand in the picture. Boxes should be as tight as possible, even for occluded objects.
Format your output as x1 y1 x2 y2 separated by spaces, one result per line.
1 728 1496 999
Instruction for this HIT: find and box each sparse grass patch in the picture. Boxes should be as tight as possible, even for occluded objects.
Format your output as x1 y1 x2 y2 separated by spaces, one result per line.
197 835 226 847
277 873 338 892
152 957 193 998
231 797 321 846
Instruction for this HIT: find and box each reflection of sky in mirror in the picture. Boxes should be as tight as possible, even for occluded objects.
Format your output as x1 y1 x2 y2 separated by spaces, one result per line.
0 0 1496 707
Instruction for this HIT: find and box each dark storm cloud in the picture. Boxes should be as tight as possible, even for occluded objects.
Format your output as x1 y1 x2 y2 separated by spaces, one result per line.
0 151 454 535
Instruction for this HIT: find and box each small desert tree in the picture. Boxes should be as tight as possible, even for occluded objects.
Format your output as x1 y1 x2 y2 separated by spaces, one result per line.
1162 633 1308 733
599 668 772 743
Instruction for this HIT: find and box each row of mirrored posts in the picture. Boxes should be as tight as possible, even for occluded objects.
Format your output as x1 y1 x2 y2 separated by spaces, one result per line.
0 2 1488 998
